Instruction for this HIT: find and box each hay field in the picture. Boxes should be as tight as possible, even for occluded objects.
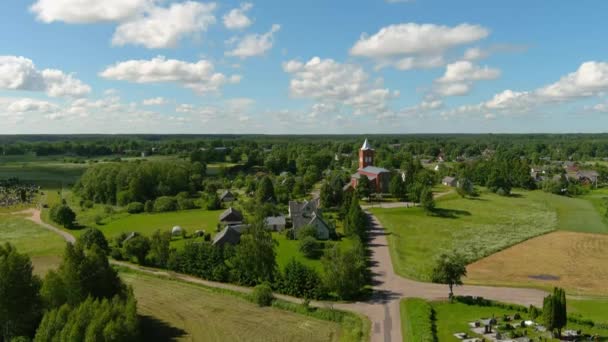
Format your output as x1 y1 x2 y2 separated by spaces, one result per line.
466 231 608 296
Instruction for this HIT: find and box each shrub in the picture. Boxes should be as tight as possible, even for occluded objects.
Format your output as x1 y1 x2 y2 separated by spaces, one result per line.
110 248 124 260
81 200 94 209
178 197 197 210
279 259 323 299
126 202 144 214
116 190 134 206
144 200 154 213
297 225 318 240
49 204 76 228
153 196 178 212
298 236 318 258
251 283 274 307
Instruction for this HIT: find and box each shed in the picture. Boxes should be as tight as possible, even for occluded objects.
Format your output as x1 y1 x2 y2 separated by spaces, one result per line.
264 216 286 231
220 190 236 202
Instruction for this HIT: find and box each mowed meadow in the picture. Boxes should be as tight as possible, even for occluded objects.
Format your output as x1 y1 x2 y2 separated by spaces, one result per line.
0 214 66 275
372 189 608 292
121 271 362 342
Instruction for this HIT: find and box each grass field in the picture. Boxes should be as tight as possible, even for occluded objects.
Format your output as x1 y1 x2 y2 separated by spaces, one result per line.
120 270 364 342
467 231 608 296
568 298 608 324
0 214 65 275
529 191 608 234
0 160 87 188
371 190 557 281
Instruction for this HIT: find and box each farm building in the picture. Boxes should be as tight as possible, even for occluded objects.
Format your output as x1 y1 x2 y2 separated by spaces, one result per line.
212 226 241 247
219 207 243 225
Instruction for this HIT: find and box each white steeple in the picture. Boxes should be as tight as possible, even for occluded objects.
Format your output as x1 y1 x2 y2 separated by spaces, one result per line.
361 138 372 150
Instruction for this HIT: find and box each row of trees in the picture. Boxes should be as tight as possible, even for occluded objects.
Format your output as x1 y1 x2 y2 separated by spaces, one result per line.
0 236 138 341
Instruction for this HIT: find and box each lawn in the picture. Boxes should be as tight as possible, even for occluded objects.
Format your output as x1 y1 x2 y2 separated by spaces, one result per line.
96 209 223 241
0 214 66 275
120 269 364 342
568 298 608 324
273 233 357 273
371 190 557 281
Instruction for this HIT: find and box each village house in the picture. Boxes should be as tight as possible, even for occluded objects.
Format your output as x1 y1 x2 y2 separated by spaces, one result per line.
345 139 390 193
442 176 458 187
212 226 241 247
288 199 331 240
219 207 243 225
219 190 236 202
265 216 286 231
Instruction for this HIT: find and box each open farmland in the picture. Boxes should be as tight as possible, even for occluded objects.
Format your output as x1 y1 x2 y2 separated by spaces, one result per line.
371 190 557 281
466 231 608 296
120 270 360 342
0 214 65 275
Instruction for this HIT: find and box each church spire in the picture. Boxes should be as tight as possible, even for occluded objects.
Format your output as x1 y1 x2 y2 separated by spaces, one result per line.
361 138 372 150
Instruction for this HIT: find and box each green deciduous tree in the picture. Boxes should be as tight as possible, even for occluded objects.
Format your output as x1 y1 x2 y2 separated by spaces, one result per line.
0 244 42 341
356 176 371 200
431 252 467 299
123 235 151 265
279 259 323 299
78 228 109 253
149 230 171 268
230 218 277 286
420 186 435 213
49 204 76 228
321 240 366 300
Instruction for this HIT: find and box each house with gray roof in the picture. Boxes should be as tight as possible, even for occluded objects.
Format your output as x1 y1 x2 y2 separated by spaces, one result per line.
219 207 243 225
288 200 331 240
442 176 458 187
265 216 286 231
219 190 236 202
212 226 241 247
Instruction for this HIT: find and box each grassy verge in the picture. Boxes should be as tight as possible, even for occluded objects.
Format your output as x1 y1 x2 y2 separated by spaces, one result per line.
401 298 436 342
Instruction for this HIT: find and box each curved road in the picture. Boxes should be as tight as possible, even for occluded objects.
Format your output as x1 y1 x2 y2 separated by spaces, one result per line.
23 208 546 342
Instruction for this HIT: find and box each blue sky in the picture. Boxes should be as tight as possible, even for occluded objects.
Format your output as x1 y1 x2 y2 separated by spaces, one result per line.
2 0 608 134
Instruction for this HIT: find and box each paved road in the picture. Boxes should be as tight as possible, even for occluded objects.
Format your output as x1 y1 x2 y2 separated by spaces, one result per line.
25 208 546 342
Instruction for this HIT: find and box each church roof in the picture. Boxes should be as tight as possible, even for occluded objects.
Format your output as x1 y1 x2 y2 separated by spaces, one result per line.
358 166 389 175
361 138 373 151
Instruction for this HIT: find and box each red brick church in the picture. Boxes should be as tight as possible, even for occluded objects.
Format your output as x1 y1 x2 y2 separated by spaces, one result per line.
345 139 390 193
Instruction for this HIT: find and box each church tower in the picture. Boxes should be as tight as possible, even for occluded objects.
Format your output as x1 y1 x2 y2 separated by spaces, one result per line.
359 138 375 169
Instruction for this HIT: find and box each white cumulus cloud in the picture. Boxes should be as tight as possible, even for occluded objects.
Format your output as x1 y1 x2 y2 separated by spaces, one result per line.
223 3 253 30
226 24 280 59
0 56 91 98
99 56 240 94
283 56 399 118
30 0 154 23
112 2 216 48
435 60 500 96
350 23 489 70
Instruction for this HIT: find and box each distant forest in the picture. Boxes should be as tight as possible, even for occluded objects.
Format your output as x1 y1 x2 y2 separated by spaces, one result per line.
3 134 608 161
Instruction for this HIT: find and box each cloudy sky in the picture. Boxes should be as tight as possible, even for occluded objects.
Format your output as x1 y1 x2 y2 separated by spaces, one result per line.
2 0 608 134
